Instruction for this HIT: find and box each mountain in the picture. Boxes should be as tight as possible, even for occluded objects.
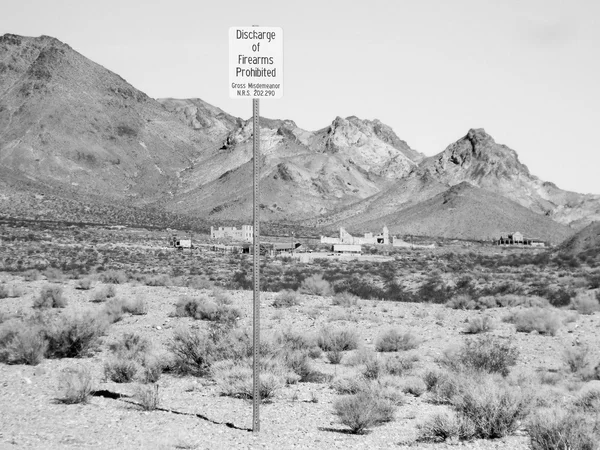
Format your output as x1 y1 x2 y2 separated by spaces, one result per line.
0 33 597 241
305 129 599 237
557 221 600 258
164 115 424 221
418 128 600 227
0 34 235 205
358 182 573 243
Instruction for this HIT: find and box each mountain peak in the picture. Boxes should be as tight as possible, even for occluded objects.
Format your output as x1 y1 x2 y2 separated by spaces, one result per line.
466 128 494 147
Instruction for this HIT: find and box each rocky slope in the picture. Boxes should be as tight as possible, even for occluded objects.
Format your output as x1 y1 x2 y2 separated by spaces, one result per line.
0 34 234 204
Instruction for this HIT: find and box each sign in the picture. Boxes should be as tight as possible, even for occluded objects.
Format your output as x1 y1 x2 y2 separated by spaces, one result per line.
229 26 283 99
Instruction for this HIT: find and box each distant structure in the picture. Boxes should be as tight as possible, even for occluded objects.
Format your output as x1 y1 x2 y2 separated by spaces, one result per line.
332 244 362 254
497 232 546 247
321 226 389 245
391 237 435 249
211 225 253 242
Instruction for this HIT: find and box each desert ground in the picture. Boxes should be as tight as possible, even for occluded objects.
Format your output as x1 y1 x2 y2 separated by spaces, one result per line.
1 219 599 449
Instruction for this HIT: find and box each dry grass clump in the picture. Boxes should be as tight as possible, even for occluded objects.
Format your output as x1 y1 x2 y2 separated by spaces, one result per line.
0 322 47 365
418 372 532 442
503 307 561 335
317 327 359 352
447 294 496 310
571 291 600 315
187 276 213 290
463 315 494 334
104 333 162 383
90 284 116 302
174 296 239 326
22 269 41 281
57 366 94 404
43 267 64 282
375 329 419 352
122 296 148 315
34 285 67 309
332 291 360 307
212 360 287 402
75 278 94 290
272 290 301 308
134 384 160 410
528 408 600 450
144 274 171 287
333 389 396 434
299 274 332 296
439 335 518 377
564 344 591 374
100 270 127 284
43 311 108 358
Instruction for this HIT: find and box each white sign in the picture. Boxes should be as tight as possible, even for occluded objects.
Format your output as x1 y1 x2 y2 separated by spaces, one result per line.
229 26 283 99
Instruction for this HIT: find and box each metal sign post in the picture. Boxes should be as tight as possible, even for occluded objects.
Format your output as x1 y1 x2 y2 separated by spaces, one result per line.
229 25 283 433
252 96 261 432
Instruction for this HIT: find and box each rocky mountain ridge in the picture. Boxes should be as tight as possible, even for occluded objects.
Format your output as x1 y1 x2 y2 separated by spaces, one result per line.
1 33 599 241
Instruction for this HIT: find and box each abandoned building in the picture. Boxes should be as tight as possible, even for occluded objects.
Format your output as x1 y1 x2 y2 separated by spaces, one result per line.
210 225 253 242
497 232 546 247
241 242 302 256
321 226 389 245
331 244 362 254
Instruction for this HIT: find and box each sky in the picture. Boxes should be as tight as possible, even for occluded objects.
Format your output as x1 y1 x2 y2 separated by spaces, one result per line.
3 0 599 194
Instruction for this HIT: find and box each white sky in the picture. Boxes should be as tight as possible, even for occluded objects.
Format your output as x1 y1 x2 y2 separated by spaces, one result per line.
2 0 599 194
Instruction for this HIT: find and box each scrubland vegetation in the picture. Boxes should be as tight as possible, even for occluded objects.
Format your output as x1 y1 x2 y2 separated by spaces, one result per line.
1 219 599 447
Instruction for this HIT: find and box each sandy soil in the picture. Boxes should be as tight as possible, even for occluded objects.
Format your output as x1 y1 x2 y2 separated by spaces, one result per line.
1 273 598 450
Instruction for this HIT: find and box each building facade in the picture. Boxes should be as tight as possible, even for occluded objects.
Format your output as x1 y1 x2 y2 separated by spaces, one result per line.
321 226 389 245
211 225 253 242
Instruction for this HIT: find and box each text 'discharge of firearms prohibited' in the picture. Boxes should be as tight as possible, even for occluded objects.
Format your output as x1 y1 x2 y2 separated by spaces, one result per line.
229 27 283 99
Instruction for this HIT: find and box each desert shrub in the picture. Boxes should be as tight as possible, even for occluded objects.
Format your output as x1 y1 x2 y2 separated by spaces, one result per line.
34 285 67 309
57 366 94 404
91 284 116 302
272 290 301 308
375 329 418 352
345 347 377 366
168 326 245 376
331 375 370 395
495 294 550 308
123 297 148 315
274 329 316 352
43 311 107 358
299 274 332 296
571 291 600 315
212 360 285 402
464 316 494 334
104 358 138 383
439 335 518 376
415 272 453 304
384 353 418 376
187 276 213 290
0 324 47 365
363 358 385 380
76 278 93 290
22 269 41 281
212 289 232 305
0 285 8 299
43 267 64 281
105 333 161 383
564 344 591 374
402 377 426 397
100 270 127 284
573 388 600 411
277 348 323 382
546 287 576 307
134 384 160 410
174 296 239 326
332 291 360 307
423 369 464 404
317 328 359 352
333 390 396 434
102 298 127 323
528 408 600 450
447 294 474 310
417 412 475 443
334 278 387 300
503 307 561 335
144 274 171 287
